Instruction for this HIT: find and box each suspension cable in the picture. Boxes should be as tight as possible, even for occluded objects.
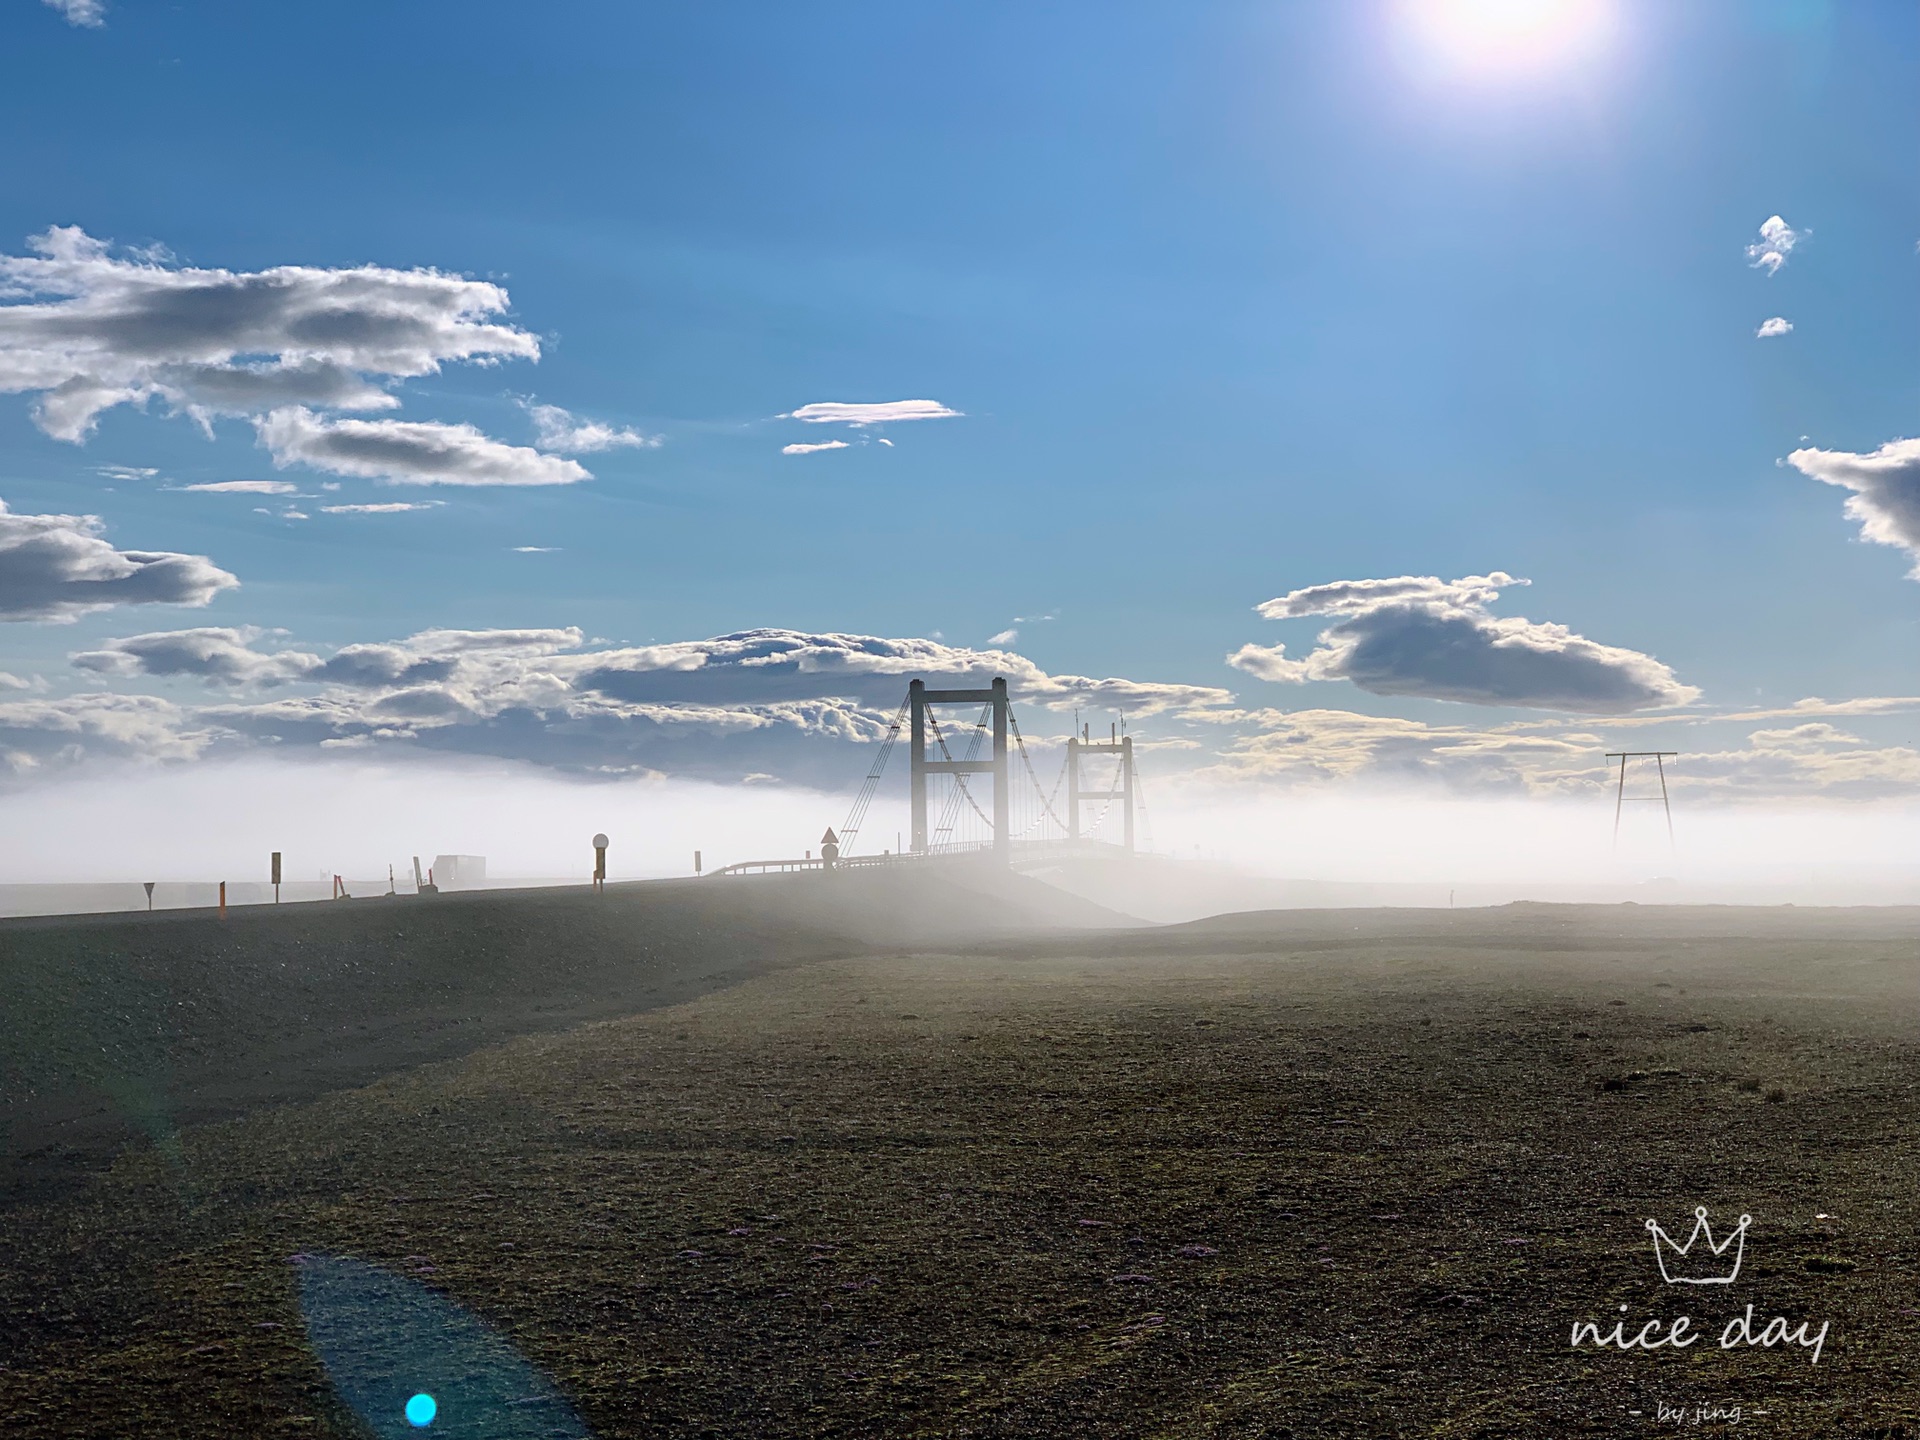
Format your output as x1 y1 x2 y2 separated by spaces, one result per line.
1130 741 1156 854
838 697 909 854
928 704 995 841
1006 706 1071 834
1082 751 1126 836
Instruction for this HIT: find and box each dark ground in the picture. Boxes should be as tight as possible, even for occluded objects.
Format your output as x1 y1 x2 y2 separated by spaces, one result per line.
0 864 1124 1206
2 880 1918 1438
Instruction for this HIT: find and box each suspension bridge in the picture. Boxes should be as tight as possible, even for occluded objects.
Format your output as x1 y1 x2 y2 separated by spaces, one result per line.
707 677 1155 877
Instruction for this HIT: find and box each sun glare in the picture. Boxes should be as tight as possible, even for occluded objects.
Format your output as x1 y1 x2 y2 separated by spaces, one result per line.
1398 0 1615 75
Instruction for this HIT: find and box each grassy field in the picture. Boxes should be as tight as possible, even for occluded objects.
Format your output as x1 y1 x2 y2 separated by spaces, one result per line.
3 894 1918 1437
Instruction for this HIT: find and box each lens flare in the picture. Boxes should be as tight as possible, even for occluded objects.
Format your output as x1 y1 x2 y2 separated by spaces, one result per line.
1398 0 1615 74
404 1393 437 1428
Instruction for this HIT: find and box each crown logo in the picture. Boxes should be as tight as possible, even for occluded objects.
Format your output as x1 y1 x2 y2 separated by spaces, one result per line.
1646 1206 1751 1285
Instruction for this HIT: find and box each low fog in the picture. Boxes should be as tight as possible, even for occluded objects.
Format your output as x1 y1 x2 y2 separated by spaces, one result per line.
1 754 1916 915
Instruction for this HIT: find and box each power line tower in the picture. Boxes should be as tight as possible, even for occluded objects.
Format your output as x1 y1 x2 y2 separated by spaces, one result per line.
908 677 1009 860
1066 723 1135 854
1606 751 1677 853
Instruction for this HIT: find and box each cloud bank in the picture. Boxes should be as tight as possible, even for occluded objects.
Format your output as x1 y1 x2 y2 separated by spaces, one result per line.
13 625 1233 782
1787 439 1920 575
0 500 237 622
1228 572 1697 713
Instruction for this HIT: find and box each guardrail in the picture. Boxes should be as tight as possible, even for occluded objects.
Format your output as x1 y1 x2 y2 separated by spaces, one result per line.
704 839 1135 879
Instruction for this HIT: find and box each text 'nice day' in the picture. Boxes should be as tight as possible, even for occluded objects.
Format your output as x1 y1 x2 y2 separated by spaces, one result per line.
1570 1304 1829 1366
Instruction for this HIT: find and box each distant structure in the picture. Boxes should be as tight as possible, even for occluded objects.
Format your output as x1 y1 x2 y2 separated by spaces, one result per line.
909 677 1009 859
412 857 437 895
431 855 486 891
713 677 1158 878
1606 752 1677 853
1066 722 1136 854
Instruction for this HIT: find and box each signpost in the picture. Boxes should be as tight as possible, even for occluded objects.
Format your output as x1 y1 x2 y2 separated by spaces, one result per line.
143 881 155 912
271 850 282 904
592 833 609 894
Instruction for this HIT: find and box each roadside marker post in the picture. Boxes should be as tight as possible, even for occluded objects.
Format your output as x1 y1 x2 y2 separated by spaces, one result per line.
592 833 609 894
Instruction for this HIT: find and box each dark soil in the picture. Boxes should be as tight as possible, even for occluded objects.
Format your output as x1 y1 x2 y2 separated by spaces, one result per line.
2 893 1917 1438
0 865 1127 1206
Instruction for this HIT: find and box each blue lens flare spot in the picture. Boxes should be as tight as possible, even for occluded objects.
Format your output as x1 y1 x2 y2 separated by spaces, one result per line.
404 1392 437 1427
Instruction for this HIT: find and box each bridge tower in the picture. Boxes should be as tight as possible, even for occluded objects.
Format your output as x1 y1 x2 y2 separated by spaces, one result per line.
908 677 1009 860
1065 728 1135 854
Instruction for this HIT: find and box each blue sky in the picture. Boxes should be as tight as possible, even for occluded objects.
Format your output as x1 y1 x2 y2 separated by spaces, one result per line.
2 0 1919 826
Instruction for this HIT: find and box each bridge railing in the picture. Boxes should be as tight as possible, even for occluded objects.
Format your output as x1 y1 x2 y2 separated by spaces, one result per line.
704 836 1133 878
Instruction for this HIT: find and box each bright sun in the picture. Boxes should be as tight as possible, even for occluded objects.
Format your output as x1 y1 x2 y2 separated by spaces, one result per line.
1398 0 1615 75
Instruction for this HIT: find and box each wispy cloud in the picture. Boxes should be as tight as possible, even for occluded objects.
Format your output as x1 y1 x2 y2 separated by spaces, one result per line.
180 480 301 495
94 465 156 481
511 545 560 553
1229 572 1697 713
987 628 1018 646
1746 215 1804 275
42 0 104 27
1756 316 1793 338
522 401 659 454
786 400 961 426
1787 438 1920 575
319 502 440 515
781 440 851 456
257 407 590 487
0 499 237 622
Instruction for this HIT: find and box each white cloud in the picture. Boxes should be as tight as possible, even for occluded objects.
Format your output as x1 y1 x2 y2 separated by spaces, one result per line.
988 628 1019 646
0 692 212 765
180 480 300 495
0 499 238 622
94 465 155 481
320 502 441 515
256 407 590 487
511 545 560 552
0 227 539 441
1230 572 1697 713
41 624 1232 782
1756 316 1793 338
1746 215 1804 275
787 400 961 426
781 440 851 455
1787 438 1920 574
72 627 320 685
42 0 104 27
9 617 1919 806
522 401 657 454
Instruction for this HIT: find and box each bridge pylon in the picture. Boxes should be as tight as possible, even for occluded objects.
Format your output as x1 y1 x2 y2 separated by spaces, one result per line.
908 676 1009 860
1066 729 1135 854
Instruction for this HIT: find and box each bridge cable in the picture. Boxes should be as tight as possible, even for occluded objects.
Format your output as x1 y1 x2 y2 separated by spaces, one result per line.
1005 706 1071 836
838 697 910 855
